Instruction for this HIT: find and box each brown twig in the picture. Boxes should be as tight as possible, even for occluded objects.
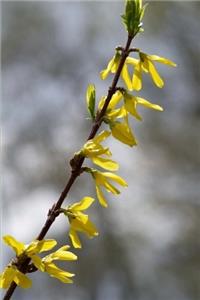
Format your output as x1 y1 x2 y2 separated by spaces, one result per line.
3 34 134 300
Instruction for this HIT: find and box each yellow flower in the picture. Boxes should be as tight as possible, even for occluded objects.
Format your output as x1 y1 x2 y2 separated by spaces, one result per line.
127 53 176 90
81 131 118 171
100 52 133 91
63 197 99 248
40 245 77 284
3 235 57 257
89 169 128 207
2 235 57 272
98 92 137 147
123 92 163 121
0 235 58 288
0 266 31 289
102 91 162 146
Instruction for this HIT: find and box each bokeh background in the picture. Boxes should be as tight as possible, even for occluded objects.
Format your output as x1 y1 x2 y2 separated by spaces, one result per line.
1 1 200 300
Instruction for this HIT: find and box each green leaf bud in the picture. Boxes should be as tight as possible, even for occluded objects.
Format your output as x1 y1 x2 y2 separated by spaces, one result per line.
121 0 147 37
86 84 96 120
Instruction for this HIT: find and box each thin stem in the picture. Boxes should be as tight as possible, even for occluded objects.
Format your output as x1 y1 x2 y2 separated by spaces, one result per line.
3 34 134 300
3 283 17 300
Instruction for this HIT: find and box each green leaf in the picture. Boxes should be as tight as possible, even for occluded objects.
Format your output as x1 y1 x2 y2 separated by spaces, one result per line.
140 3 148 21
86 84 96 120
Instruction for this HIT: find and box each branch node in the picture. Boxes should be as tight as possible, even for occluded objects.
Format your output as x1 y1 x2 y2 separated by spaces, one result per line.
115 87 126 94
128 47 140 54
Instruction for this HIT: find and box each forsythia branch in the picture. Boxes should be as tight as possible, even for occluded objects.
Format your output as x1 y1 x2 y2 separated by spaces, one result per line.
2 26 135 300
1 1 176 299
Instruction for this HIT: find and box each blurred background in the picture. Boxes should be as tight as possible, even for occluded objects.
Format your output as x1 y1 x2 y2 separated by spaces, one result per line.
1 1 200 300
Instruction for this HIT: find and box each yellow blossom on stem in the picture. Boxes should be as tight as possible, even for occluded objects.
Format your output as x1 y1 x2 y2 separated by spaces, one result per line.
3 235 57 271
123 92 163 121
126 52 176 90
40 245 77 284
101 90 162 146
87 169 128 207
62 197 99 248
3 235 57 258
98 92 137 147
81 131 118 171
0 266 32 289
0 235 57 289
100 51 133 91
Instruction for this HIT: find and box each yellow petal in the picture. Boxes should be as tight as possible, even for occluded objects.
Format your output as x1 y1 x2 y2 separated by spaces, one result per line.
93 130 110 144
147 60 164 88
121 64 133 91
107 106 127 120
45 263 75 283
43 246 73 264
98 96 106 110
69 197 95 211
50 251 77 261
83 219 99 237
103 181 120 194
26 239 57 255
83 142 110 158
36 240 57 252
111 122 137 147
25 241 38 255
56 245 70 251
69 229 81 249
72 215 99 238
49 273 73 284
14 270 32 289
73 211 89 224
93 171 106 185
96 186 108 208
45 263 74 276
100 56 115 80
70 219 93 239
103 172 128 187
31 255 45 271
136 97 163 111
108 91 123 110
111 61 119 73
3 235 25 256
147 55 177 67
111 52 121 73
126 57 139 66
132 62 142 91
92 156 119 171
100 70 109 80
124 94 142 120
0 267 16 289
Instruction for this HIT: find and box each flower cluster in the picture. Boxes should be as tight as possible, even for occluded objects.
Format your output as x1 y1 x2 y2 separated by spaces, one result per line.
0 236 77 289
62 197 99 248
